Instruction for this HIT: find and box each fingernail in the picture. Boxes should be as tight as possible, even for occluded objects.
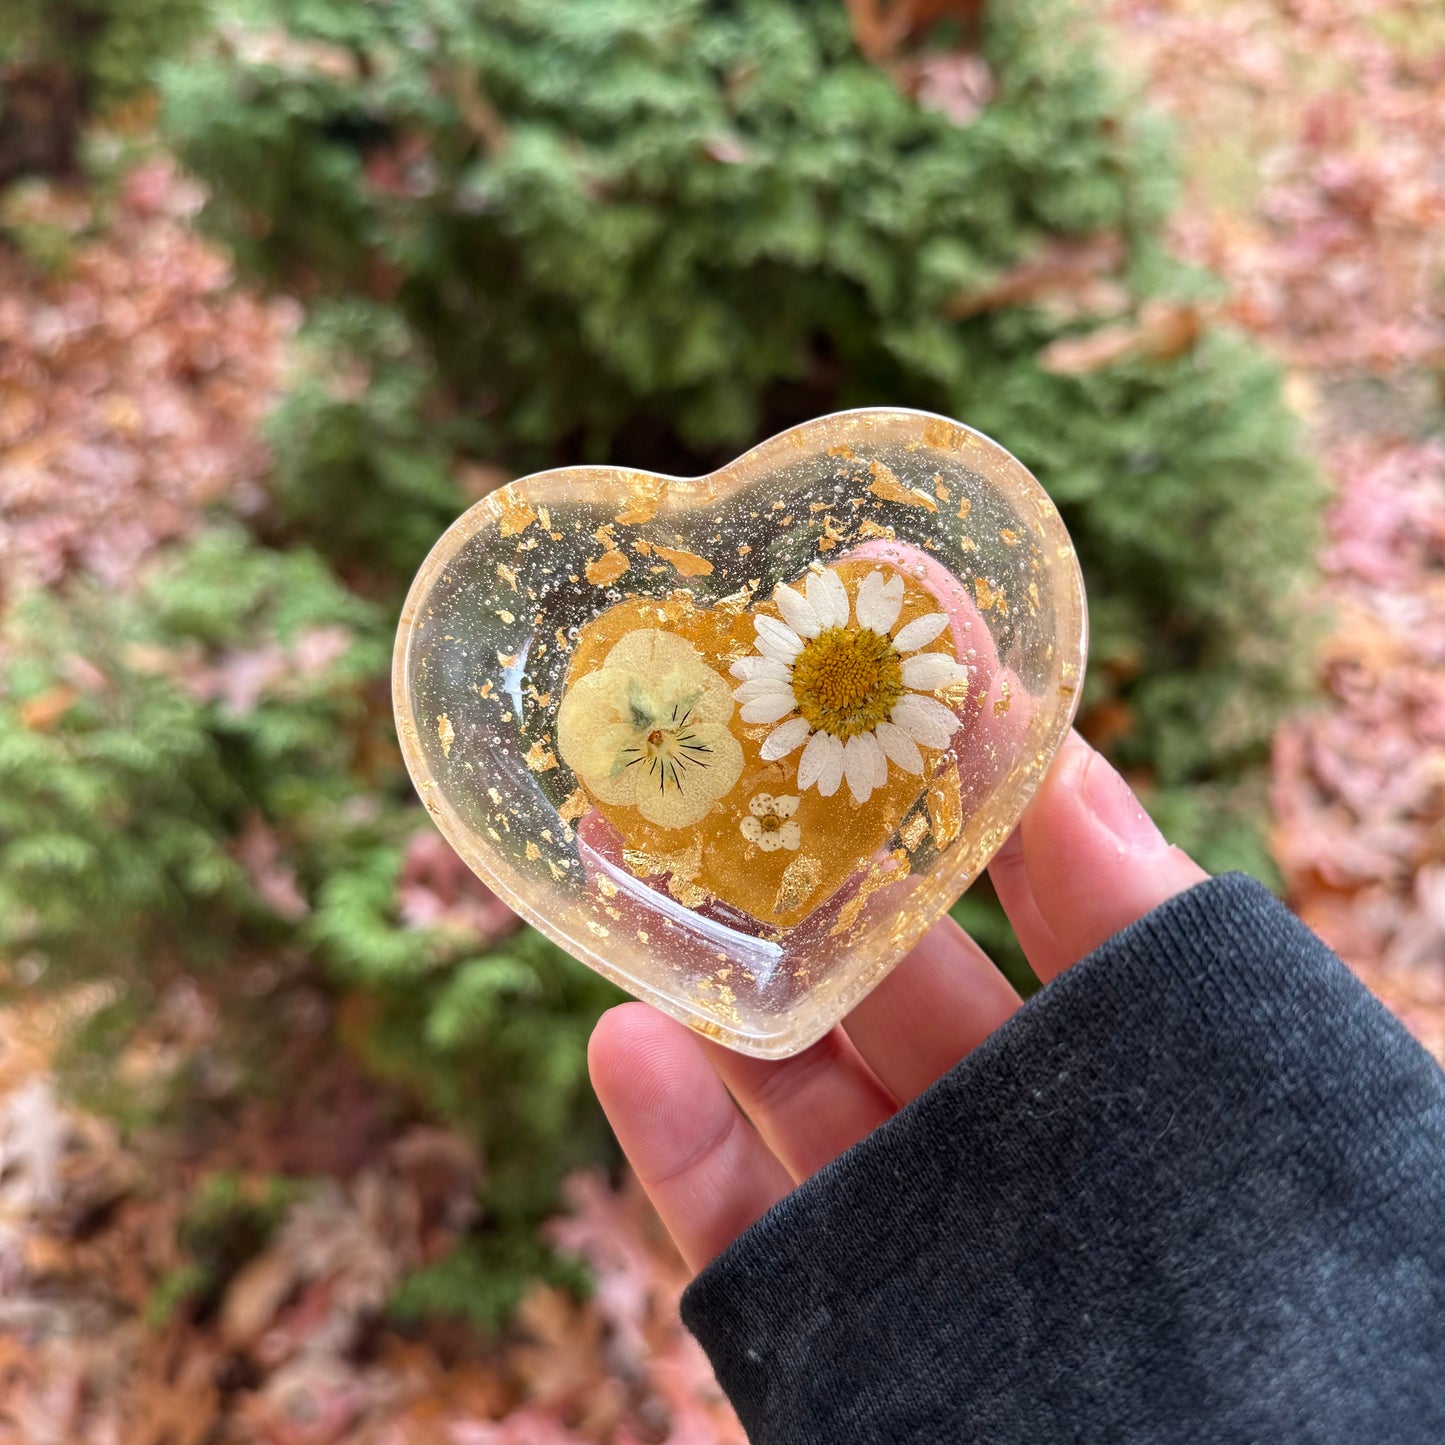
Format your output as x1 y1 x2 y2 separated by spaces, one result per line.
1079 747 1168 853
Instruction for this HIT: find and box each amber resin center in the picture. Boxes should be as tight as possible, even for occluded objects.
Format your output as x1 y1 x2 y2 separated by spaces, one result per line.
790 626 904 739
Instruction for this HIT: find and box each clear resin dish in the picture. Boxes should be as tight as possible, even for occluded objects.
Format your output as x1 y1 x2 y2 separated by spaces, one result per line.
394 408 1086 1058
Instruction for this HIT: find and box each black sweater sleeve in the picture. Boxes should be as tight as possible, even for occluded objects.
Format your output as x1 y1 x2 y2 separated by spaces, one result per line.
680 874 1445 1444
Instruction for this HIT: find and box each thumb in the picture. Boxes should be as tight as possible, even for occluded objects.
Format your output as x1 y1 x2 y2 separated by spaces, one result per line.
988 731 1209 983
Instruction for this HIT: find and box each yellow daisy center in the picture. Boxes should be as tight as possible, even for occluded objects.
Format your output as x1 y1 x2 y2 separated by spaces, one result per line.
791 626 903 739
759 814 783 833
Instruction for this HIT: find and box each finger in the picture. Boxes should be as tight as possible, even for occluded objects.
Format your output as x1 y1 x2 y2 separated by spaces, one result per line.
702 1027 898 1182
589 1003 793 1271
990 731 1209 983
843 914 1020 1103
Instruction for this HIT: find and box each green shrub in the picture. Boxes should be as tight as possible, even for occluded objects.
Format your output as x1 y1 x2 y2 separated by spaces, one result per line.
1 0 205 113
0 528 620 1288
163 0 1320 885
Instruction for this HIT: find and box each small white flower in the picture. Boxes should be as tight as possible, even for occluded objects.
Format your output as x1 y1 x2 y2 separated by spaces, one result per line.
731 568 968 805
738 792 801 852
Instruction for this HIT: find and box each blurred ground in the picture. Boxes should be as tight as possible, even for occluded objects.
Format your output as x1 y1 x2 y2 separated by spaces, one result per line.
1 0 1443 1440
1105 0 1445 1056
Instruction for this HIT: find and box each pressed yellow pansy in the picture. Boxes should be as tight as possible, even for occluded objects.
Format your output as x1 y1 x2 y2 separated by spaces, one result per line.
557 628 743 829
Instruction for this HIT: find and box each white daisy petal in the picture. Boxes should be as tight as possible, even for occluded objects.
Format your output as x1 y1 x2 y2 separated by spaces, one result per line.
807 568 850 629
859 729 888 789
754 615 805 661
733 678 795 704
740 816 763 841
854 571 887 632
761 716 812 761
879 574 904 622
891 693 961 750
758 832 783 852
892 613 950 653
843 735 878 804
730 655 792 683
779 821 801 850
772 795 800 818
773 583 821 639
755 633 800 664
741 693 799 725
815 734 846 797
874 720 924 775
797 730 832 792
901 654 969 691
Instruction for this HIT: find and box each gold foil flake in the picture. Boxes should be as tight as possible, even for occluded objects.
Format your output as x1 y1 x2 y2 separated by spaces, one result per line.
525 841 543 861
436 714 455 757
614 474 669 525
817 514 847 551
999 527 1021 546
827 443 857 459
477 679 494 699
934 477 951 502
524 739 558 773
623 837 704 883
669 878 709 908
493 491 537 537
546 859 568 881
585 549 630 587
774 854 823 915
857 518 895 541
653 590 699 626
496 608 515 624
922 417 964 450
595 875 619 899
993 678 1013 717
830 850 910 937
899 813 930 851
651 544 714 578
557 788 589 824
928 768 964 850
867 460 939 511
714 589 751 615
957 496 972 522
974 577 1008 614
497 648 521 668
940 678 972 711
487 787 503 806
497 563 519 591
586 919 611 939
537 505 552 531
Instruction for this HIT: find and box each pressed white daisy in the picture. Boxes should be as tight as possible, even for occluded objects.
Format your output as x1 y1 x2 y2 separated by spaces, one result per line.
739 792 801 852
730 568 967 805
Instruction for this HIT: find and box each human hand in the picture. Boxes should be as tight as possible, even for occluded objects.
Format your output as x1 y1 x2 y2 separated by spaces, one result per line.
588 731 1208 1272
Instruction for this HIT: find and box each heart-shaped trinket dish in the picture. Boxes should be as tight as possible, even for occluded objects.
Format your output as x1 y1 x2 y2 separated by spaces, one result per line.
394 409 1086 1057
